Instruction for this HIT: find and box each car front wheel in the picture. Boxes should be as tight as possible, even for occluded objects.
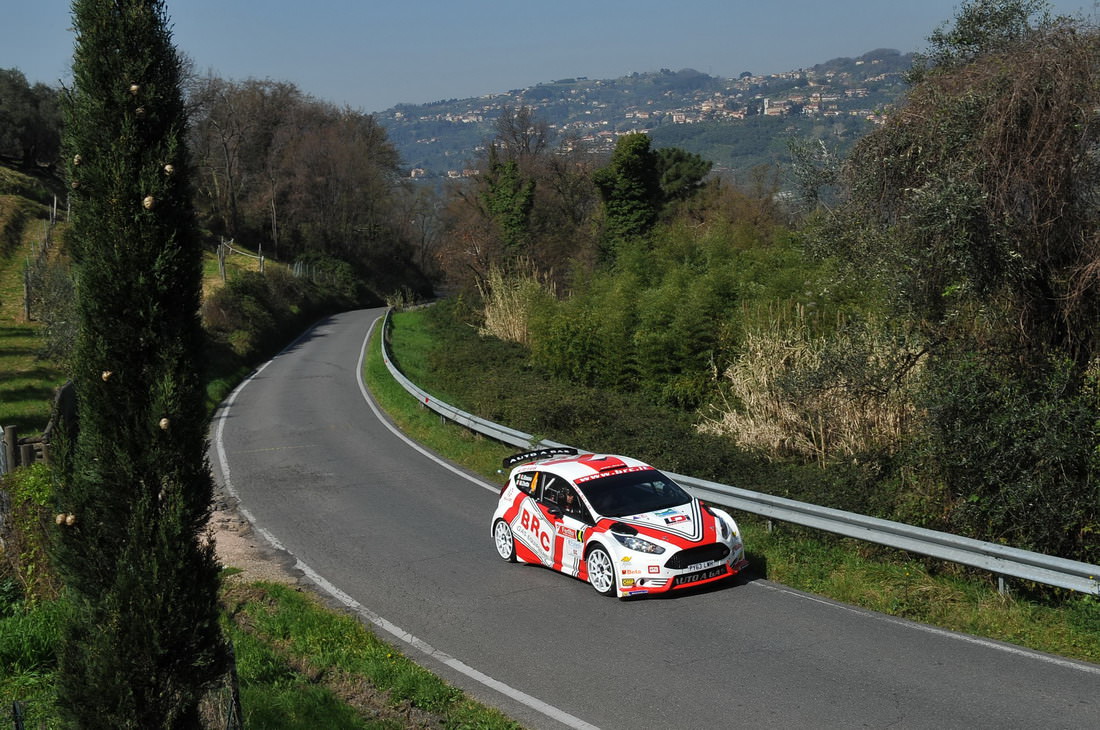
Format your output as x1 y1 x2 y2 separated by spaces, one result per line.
493 519 517 562
586 545 616 596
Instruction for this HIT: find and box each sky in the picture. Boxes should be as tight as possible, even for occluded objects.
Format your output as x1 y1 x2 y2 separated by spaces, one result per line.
4 1 1098 114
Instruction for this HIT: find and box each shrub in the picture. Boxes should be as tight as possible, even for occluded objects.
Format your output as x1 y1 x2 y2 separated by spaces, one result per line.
202 270 322 361
911 354 1100 562
202 271 278 359
293 251 367 304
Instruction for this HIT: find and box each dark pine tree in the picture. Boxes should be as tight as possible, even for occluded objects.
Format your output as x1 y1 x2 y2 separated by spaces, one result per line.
592 133 662 261
55 1 228 727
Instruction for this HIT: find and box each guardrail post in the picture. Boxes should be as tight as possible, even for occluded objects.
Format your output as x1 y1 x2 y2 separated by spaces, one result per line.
997 576 1010 597
20 443 35 467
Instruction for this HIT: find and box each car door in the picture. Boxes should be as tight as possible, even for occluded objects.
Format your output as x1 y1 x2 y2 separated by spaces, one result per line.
536 474 592 577
509 470 556 563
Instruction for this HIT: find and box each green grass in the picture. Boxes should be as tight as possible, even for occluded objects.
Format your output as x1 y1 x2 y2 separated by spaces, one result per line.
0 166 56 205
0 325 67 435
0 597 65 730
373 308 1100 666
222 581 520 729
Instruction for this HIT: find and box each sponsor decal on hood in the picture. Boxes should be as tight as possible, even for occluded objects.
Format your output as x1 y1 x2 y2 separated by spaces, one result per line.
621 503 706 541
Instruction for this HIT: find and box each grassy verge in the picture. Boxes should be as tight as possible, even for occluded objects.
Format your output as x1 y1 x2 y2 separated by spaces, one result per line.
219 581 519 729
1 575 522 729
372 308 1100 666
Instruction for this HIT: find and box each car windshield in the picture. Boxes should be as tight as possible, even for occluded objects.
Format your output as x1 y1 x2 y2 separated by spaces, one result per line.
577 470 692 518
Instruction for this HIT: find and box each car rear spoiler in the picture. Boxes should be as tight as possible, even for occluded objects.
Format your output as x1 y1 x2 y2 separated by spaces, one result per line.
501 447 579 469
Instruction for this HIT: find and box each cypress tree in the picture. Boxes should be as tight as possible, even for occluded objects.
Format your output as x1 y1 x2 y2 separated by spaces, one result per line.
56 1 227 726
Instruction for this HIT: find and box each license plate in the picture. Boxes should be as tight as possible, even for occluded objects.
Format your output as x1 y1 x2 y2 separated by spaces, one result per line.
686 560 717 572
673 565 728 586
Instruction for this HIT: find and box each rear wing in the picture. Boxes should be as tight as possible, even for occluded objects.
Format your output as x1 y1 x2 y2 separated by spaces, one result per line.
501 447 579 469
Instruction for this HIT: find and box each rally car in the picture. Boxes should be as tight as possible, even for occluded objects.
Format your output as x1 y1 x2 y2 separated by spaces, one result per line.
490 447 749 598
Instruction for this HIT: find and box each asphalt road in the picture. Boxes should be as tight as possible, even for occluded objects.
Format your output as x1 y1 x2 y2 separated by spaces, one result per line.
210 307 1100 730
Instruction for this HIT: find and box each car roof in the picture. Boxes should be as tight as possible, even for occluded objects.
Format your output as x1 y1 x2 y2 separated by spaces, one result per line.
513 452 655 485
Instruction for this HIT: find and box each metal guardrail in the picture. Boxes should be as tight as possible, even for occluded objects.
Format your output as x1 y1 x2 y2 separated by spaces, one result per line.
379 310 1100 596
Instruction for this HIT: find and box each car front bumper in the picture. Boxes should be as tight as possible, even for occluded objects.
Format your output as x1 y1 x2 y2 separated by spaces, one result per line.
618 546 749 597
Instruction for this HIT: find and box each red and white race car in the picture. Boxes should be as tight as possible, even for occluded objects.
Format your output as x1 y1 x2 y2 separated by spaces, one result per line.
491 447 749 598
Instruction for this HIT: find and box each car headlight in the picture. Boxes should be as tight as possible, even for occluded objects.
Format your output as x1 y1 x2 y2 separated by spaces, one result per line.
612 533 666 554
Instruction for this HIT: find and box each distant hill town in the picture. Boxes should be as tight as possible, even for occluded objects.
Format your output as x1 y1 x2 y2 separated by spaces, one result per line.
377 48 914 184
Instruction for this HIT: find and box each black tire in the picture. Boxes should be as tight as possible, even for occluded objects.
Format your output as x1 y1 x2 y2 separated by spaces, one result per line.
585 545 616 596
493 519 517 562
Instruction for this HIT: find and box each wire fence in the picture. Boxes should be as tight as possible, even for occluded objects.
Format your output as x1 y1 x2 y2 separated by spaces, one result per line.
218 238 265 279
21 216 56 323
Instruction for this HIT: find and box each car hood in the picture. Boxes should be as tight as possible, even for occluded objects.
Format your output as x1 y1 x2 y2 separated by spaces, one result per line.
616 503 707 542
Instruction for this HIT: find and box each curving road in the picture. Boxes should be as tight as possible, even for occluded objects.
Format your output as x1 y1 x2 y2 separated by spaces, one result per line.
210 308 1100 729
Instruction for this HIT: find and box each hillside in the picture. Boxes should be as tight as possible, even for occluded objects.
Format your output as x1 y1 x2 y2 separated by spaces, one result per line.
377 48 914 183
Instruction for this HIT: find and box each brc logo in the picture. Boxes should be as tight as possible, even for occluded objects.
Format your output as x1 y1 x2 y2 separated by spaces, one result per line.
520 509 552 551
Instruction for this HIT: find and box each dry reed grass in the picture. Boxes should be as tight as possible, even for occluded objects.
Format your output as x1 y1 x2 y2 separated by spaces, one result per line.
700 306 924 466
477 260 556 345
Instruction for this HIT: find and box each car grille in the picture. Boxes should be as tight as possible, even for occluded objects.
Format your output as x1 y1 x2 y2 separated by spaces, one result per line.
664 543 730 569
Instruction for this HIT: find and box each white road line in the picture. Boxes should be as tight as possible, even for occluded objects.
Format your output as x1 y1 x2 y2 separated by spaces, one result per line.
211 312 599 730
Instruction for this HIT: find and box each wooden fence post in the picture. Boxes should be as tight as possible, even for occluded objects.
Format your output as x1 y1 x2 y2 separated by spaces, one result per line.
3 425 18 469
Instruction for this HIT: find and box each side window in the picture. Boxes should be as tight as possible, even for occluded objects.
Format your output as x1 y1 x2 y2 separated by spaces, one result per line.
538 473 567 507
539 474 592 523
514 470 537 496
